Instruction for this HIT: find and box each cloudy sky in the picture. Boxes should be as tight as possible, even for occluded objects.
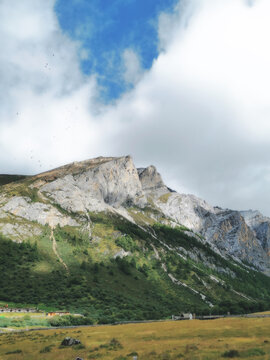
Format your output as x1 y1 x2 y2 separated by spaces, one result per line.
1 0 270 215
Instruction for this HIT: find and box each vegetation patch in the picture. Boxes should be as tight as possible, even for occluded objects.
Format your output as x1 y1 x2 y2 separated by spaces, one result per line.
158 193 171 203
241 348 266 357
5 349 22 355
99 338 123 351
40 345 53 353
222 349 240 358
116 235 139 252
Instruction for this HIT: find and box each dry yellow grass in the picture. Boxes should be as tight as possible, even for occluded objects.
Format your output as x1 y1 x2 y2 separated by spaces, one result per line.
0 317 270 359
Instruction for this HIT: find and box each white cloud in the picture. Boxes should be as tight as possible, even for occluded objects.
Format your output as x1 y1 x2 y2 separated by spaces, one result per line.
2 0 270 216
122 49 143 85
102 0 270 215
0 0 107 174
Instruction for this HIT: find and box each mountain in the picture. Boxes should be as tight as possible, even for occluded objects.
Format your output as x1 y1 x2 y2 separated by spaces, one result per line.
0 155 269 322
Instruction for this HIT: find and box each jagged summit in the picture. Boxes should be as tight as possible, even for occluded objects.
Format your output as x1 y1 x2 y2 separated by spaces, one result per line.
138 165 168 194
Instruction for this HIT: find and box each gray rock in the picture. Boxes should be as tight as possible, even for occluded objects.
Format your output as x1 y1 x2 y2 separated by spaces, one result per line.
241 210 270 254
1 196 78 228
114 249 131 259
41 156 147 213
203 209 269 272
155 189 270 273
138 165 168 195
61 337 81 346
0 222 41 241
157 192 214 232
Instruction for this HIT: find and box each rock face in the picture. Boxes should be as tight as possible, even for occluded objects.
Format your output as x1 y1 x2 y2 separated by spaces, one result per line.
156 192 215 232
155 191 269 272
0 154 270 274
2 197 78 228
138 165 270 273
203 209 269 270
138 165 168 195
241 210 270 255
41 156 146 213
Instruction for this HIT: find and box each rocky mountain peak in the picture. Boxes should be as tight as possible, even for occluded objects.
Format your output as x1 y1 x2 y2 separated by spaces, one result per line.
0 155 270 274
137 165 169 196
39 155 146 212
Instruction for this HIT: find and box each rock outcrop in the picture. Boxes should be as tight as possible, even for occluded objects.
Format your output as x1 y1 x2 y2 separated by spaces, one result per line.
137 165 168 196
156 192 214 232
41 156 146 212
241 210 270 255
203 209 269 271
61 337 81 346
2 196 78 227
154 190 269 272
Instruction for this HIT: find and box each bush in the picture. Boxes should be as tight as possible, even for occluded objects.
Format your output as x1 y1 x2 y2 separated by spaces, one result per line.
99 338 123 351
48 315 93 327
5 349 22 355
115 258 132 275
242 348 265 357
127 352 138 357
116 235 138 252
40 345 52 353
222 349 239 358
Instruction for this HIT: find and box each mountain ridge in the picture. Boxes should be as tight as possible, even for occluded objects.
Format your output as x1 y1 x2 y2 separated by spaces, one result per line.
1 155 269 273
0 155 270 320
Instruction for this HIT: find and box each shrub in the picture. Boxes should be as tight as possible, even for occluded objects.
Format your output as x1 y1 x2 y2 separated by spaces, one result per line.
115 258 132 275
5 349 22 355
40 345 52 353
222 349 240 358
99 338 123 351
48 315 93 327
127 352 138 357
116 235 138 252
243 348 265 357
109 338 123 350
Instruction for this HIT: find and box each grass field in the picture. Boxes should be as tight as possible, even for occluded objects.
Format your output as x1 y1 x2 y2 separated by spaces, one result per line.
0 313 43 318
0 317 270 359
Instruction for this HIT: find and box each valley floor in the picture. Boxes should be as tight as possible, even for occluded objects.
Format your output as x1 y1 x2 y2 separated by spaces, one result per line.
0 317 270 359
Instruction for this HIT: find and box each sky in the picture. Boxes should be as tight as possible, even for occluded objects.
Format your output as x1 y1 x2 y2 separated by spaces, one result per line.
1 0 270 215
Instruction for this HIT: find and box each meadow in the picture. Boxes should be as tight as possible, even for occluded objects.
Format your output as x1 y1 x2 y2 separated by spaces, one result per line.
0 317 270 359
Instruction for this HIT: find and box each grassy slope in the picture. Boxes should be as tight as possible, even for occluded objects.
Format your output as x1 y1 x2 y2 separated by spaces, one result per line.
0 318 270 359
0 209 270 323
0 225 205 323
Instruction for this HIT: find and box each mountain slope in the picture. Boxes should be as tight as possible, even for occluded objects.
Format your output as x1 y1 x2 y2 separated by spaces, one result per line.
0 174 27 186
0 155 269 321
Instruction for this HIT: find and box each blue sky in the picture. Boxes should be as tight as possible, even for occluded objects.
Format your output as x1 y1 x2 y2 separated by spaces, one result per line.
54 0 178 101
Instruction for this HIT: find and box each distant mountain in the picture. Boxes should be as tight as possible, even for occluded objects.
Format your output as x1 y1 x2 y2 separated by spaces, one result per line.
0 155 269 322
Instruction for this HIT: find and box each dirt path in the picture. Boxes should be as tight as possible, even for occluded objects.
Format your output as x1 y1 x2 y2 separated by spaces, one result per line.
50 227 69 272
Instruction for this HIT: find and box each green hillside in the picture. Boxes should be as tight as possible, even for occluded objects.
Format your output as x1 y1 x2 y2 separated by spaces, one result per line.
0 211 269 323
